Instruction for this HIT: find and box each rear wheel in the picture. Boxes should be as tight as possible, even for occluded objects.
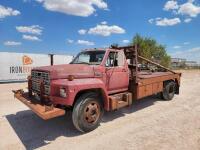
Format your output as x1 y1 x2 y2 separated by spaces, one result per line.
162 81 176 100
72 92 103 132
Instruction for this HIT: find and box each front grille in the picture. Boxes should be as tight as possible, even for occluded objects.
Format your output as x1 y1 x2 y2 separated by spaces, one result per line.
31 71 50 95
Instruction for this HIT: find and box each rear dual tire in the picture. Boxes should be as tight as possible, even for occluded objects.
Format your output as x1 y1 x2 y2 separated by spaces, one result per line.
161 81 176 100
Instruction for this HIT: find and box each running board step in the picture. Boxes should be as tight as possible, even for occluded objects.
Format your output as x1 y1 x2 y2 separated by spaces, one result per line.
109 92 132 110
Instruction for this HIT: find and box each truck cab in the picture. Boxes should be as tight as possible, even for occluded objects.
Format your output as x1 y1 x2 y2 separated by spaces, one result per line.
70 49 129 93
13 46 181 132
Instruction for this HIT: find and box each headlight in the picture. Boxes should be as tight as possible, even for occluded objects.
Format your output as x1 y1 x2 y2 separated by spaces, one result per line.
60 88 67 98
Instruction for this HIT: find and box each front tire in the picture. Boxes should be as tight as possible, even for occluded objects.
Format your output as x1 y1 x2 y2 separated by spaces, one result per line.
72 92 103 132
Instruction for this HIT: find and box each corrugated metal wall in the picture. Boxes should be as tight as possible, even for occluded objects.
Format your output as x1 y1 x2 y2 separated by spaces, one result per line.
0 52 73 82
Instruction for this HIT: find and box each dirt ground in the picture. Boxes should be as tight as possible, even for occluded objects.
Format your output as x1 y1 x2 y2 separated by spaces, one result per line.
0 70 200 150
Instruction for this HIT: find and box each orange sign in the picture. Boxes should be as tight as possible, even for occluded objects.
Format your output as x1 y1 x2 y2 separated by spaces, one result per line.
22 55 33 65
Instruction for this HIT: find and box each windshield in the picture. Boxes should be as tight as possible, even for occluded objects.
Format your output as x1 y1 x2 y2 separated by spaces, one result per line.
71 50 105 65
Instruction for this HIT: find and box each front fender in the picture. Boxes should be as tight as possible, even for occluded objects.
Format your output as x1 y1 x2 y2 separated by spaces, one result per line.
50 78 109 109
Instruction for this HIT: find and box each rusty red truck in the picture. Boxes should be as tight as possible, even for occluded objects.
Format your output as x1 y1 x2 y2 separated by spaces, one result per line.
13 45 181 132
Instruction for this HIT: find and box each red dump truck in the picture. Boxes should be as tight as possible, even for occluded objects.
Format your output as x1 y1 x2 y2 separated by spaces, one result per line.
13 45 181 132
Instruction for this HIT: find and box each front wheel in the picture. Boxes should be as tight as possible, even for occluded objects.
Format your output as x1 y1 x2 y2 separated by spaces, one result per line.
72 92 103 132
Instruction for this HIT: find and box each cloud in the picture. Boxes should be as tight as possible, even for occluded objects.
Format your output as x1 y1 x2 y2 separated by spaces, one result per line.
4 41 21 46
77 22 125 36
173 42 190 49
122 40 130 44
164 0 179 11
156 18 181 26
184 18 192 23
22 35 41 41
0 5 20 19
101 21 107 25
151 0 200 26
149 17 181 26
148 18 154 24
67 39 74 44
36 0 108 17
78 29 87 35
88 24 125 36
173 45 181 49
178 1 200 17
77 40 94 46
16 25 43 35
163 0 200 17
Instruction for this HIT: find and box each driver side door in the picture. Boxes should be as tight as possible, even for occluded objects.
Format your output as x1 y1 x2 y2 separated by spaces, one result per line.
105 51 129 94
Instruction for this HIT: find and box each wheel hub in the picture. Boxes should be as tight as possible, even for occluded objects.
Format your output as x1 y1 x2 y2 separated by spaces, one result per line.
84 101 100 124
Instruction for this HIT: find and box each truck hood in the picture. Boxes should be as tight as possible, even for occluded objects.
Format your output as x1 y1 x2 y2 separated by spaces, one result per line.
33 64 95 79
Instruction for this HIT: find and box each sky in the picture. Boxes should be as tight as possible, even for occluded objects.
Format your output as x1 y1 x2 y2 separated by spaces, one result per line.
0 0 200 63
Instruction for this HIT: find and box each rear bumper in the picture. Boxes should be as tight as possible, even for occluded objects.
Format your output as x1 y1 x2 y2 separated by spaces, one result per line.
12 90 65 120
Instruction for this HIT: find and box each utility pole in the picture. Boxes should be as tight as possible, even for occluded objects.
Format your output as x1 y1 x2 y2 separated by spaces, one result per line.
49 54 54 66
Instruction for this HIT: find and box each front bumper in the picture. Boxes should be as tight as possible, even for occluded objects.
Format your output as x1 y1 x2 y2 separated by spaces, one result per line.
12 89 65 120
